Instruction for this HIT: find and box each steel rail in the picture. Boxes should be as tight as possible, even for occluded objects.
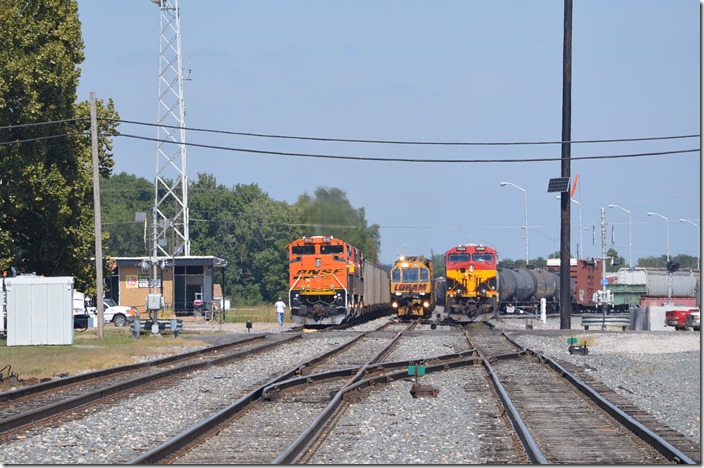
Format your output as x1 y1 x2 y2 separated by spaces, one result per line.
272 355 482 465
464 331 548 464
0 335 300 435
127 320 399 464
0 335 268 402
500 333 696 464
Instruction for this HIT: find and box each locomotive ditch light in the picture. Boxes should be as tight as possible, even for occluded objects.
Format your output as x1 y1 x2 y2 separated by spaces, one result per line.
423 301 430 308
392 302 398 308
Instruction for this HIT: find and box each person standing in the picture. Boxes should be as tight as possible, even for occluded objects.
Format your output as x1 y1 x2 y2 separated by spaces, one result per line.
274 297 286 326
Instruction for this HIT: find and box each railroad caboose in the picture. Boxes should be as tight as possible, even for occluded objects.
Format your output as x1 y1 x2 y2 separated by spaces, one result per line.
444 244 499 322
390 255 435 319
287 236 390 325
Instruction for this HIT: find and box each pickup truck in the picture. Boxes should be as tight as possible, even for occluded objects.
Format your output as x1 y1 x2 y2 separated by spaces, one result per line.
87 298 139 327
664 308 700 331
686 311 700 331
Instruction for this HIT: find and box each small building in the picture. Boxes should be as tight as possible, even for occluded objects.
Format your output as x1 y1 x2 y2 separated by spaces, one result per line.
109 256 227 317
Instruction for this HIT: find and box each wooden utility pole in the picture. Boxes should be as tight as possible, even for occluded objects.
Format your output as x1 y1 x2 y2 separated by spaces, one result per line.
559 0 573 330
90 92 105 339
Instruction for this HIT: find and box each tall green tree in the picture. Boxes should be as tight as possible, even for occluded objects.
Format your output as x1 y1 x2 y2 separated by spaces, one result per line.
295 187 381 264
0 0 118 294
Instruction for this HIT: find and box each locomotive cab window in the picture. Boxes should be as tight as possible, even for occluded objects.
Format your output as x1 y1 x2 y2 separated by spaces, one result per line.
321 245 344 254
292 245 316 255
391 268 401 282
472 253 495 263
402 268 419 282
448 253 470 263
420 269 429 282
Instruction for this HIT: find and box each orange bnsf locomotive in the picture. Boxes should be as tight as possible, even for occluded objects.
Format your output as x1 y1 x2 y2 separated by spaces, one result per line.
390 255 435 319
444 244 499 322
287 236 390 325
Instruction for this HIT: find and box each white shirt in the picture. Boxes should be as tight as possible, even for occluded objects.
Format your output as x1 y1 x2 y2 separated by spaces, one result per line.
275 300 286 313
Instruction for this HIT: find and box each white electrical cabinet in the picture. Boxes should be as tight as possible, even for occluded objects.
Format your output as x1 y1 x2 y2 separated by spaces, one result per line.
5 276 74 346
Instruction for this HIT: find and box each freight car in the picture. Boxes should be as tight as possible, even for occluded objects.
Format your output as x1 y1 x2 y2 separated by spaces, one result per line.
496 267 564 315
287 236 390 325
390 255 435 319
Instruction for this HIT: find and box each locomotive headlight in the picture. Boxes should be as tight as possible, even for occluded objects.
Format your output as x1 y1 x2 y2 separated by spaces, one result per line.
395 292 402 296
330 285 334 290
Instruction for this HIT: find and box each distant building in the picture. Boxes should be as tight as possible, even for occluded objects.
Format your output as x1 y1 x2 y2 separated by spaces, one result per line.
109 256 227 317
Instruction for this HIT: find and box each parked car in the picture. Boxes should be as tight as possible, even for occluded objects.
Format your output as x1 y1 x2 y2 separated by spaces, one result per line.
664 308 700 331
87 299 139 327
686 311 700 331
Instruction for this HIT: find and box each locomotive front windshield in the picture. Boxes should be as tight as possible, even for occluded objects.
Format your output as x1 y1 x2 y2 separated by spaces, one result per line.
320 245 344 254
472 253 495 263
391 267 430 282
291 245 316 255
448 253 470 263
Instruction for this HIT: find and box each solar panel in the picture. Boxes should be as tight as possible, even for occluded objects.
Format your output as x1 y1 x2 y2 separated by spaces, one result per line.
547 177 571 193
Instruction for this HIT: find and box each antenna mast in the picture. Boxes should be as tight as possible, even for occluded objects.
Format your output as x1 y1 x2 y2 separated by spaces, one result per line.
151 0 189 257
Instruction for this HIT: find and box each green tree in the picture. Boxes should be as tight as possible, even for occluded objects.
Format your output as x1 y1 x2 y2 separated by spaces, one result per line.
100 172 154 258
188 176 302 305
0 0 118 294
295 187 381 264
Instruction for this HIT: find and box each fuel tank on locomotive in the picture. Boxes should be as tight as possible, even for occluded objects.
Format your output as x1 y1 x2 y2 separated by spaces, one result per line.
497 267 572 303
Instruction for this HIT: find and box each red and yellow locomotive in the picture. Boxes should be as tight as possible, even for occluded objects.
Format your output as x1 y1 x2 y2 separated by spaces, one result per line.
287 236 389 325
444 244 498 322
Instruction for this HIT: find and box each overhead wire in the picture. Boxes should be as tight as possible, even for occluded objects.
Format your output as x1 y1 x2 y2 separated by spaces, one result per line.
108 118 699 146
116 132 699 164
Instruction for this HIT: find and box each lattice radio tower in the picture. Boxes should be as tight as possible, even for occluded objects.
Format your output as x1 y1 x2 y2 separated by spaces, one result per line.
150 0 189 257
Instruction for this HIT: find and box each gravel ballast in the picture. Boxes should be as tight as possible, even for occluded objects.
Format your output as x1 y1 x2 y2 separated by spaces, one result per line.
0 315 699 463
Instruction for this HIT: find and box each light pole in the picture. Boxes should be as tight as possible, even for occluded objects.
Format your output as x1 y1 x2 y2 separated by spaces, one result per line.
647 212 670 263
608 204 632 268
500 181 528 265
556 195 584 259
679 219 700 269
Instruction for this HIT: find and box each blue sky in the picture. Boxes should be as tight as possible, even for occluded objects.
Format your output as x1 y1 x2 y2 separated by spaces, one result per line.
76 0 700 265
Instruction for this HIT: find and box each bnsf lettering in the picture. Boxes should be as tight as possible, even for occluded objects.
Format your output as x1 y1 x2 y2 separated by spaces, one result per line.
295 269 343 279
393 284 428 292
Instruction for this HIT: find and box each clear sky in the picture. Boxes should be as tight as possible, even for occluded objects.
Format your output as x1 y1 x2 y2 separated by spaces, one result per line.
76 0 700 266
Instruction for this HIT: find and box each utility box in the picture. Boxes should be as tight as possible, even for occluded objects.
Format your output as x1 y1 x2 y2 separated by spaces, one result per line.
5 276 74 346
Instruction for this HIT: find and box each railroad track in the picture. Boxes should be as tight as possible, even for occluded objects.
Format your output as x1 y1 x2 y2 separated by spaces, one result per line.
469 331 698 464
0 316 696 464
0 334 300 438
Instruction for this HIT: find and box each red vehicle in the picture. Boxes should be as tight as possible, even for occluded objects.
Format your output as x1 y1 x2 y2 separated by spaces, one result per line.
665 308 700 331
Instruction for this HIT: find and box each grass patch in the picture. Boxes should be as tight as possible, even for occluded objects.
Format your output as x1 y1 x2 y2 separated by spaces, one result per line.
0 327 210 390
220 304 280 324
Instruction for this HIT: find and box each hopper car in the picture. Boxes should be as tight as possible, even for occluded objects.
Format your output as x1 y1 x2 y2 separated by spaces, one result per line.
287 236 390 325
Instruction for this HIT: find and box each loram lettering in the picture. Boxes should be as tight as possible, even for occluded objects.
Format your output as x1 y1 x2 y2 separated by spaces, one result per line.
394 284 428 292
295 268 344 278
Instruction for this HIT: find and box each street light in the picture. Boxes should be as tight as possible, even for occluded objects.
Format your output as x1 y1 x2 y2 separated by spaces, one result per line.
556 195 584 259
500 181 528 265
647 212 670 263
679 218 700 269
608 204 632 268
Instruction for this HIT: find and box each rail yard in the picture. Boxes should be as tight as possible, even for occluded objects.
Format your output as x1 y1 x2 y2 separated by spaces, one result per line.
0 312 699 464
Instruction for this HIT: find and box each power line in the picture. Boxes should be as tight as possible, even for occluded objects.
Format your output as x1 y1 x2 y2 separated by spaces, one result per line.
0 132 89 146
109 118 699 146
0 118 89 131
116 132 699 164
